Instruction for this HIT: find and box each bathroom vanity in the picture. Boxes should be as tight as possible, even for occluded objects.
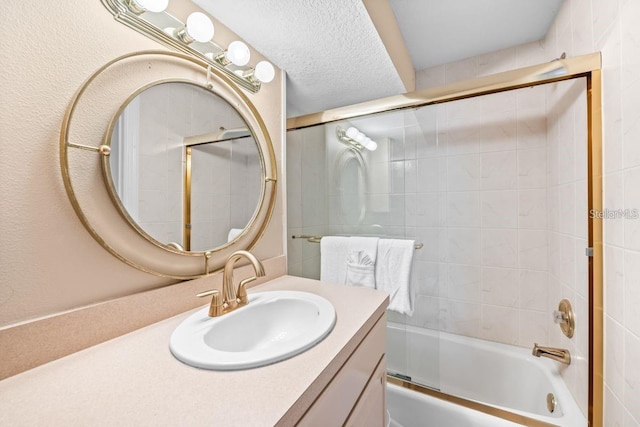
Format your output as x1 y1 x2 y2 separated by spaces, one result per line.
0 276 388 426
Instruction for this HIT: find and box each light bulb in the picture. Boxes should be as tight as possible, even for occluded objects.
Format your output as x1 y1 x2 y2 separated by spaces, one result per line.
254 61 275 83
345 127 359 139
225 41 250 66
132 0 169 12
364 138 378 151
185 12 214 43
354 133 365 143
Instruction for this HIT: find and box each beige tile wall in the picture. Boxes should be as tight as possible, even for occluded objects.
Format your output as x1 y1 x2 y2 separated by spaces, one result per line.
416 34 591 423
416 0 640 423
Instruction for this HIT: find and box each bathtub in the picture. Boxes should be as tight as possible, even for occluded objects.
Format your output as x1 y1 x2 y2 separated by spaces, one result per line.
387 383 520 427
386 322 587 426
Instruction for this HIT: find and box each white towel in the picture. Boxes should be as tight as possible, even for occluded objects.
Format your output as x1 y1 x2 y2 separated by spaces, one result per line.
320 236 349 284
345 237 379 289
227 228 243 242
348 236 379 265
346 251 376 289
375 239 415 315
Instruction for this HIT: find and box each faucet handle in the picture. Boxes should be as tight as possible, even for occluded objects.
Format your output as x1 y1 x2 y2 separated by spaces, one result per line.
553 299 575 338
553 310 567 323
196 289 224 317
237 276 257 305
196 289 218 298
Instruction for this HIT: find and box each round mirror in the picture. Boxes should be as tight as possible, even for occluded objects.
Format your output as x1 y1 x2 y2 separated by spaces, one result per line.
106 81 263 253
61 51 276 278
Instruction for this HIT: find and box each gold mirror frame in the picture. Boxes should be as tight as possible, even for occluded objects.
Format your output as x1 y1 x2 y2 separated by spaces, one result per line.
60 50 277 279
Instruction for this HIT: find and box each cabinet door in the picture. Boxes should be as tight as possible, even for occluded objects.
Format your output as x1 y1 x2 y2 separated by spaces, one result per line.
297 316 386 427
345 356 387 427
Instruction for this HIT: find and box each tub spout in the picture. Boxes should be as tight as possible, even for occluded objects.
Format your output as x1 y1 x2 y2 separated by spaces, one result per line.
532 343 571 365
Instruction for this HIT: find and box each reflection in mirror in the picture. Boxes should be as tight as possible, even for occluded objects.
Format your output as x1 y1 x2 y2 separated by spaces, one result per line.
109 82 262 252
334 148 367 225
186 133 261 251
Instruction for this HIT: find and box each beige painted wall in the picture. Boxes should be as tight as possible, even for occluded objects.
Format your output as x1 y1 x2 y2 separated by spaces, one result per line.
0 0 284 327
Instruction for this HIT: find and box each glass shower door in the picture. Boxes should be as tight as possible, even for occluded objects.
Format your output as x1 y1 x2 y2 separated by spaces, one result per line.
285 104 442 392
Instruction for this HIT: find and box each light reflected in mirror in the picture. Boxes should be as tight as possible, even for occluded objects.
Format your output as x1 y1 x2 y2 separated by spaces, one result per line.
109 81 262 252
335 148 367 225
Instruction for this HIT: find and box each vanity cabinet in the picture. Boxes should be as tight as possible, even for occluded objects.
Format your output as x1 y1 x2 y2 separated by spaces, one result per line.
297 315 387 427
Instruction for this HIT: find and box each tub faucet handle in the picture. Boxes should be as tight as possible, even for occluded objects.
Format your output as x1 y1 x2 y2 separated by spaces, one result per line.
553 310 567 323
553 299 575 338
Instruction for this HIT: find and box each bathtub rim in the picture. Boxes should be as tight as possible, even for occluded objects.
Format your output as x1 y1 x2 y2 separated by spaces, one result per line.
387 382 532 427
386 322 588 427
388 376 561 427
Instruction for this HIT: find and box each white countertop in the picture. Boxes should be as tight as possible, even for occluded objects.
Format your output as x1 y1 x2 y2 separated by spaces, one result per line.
0 276 388 426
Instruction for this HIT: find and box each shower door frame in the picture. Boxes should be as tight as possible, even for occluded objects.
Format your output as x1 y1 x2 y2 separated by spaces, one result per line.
287 52 603 427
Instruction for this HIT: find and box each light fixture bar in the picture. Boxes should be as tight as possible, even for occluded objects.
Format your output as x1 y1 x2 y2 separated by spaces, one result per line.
336 127 364 151
101 0 275 92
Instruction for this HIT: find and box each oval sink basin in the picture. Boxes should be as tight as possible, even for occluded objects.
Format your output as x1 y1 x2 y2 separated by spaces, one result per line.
170 291 336 370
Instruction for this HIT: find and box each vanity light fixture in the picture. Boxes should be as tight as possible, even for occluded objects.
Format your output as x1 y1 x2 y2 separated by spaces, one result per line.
337 126 377 151
102 0 276 92
126 0 168 14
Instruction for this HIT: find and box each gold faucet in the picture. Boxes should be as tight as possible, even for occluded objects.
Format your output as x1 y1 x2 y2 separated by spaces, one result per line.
532 343 571 365
196 250 265 317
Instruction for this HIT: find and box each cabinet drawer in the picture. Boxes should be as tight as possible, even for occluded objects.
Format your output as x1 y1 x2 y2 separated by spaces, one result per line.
297 315 386 426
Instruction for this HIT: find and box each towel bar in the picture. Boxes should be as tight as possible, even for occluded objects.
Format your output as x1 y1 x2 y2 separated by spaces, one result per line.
291 235 423 250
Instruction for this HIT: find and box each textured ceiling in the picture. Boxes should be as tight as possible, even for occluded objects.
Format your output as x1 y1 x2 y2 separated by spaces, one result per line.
194 0 406 117
194 0 564 117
